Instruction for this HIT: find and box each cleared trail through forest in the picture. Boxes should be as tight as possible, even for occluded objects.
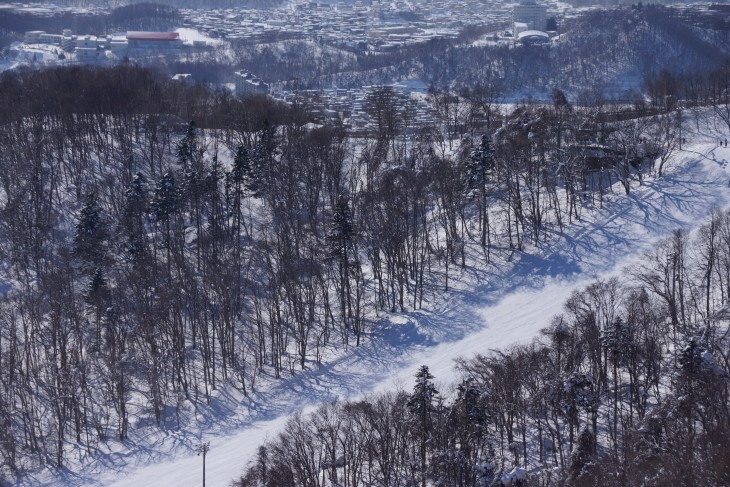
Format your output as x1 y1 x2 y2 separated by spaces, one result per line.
77 126 730 487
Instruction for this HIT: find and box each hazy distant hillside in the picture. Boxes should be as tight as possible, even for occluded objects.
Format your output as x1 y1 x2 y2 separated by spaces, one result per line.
22 0 285 9
170 0 285 7
555 6 730 88
406 5 730 100
197 5 730 99
0 2 180 41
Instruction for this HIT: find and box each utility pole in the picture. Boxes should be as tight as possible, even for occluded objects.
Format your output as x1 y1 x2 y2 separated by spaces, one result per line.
196 441 210 487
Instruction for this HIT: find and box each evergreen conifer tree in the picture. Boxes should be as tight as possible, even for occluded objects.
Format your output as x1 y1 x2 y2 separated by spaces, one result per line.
74 192 108 270
466 134 495 250
408 365 439 487
567 427 596 485
121 172 148 257
151 172 180 222
177 120 198 169
248 121 277 199
327 193 355 260
227 145 252 205
601 317 634 366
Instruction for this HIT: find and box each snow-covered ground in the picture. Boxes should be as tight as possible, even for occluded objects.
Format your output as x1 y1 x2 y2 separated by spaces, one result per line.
0 43 67 73
175 28 226 47
31 115 730 487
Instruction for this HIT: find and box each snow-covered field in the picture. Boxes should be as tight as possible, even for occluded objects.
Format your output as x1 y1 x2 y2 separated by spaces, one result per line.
0 44 66 73
30 115 730 487
175 28 225 47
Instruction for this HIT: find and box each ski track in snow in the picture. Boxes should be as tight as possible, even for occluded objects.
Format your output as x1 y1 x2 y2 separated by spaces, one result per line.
30 125 730 487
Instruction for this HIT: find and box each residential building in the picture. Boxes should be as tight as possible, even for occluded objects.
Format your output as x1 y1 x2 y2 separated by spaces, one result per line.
39 33 63 45
513 0 547 32
76 36 101 62
235 71 269 96
126 31 181 50
62 34 76 51
24 31 45 43
108 33 128 54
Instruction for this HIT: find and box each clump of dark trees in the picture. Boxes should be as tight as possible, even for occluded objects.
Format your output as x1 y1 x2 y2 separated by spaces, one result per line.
234 211 730 487
0 62 717 482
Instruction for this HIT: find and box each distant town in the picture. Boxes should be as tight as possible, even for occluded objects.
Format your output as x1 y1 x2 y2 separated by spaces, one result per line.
3 0 728 132
1 0 569 133
5 0 568 67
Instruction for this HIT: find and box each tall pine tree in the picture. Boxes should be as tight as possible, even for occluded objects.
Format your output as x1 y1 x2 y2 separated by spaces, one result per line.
74 192 109 271
408 365 439 487
465 134 495 253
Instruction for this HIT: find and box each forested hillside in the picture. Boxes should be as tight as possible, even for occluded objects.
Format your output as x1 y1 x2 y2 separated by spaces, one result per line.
225 5 730 98
234 207 730 486
420 5 730 97
0 60 727 485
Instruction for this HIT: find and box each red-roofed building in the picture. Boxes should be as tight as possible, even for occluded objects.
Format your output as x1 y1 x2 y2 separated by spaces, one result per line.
126 31 181 50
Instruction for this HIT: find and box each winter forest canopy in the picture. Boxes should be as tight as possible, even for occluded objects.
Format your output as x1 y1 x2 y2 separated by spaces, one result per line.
234 218 730 486
2 2 730 486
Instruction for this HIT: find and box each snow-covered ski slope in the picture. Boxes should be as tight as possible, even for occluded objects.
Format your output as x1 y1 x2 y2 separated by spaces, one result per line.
44 118 730 487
